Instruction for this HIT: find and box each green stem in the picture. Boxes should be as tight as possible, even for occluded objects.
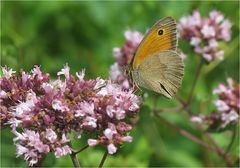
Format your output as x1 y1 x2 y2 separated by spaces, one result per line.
75 144 89 154
68 142 81 168
187 59 203 106
154 112 218 152
70 152 81 168
224 125 237 157
98 150 108 168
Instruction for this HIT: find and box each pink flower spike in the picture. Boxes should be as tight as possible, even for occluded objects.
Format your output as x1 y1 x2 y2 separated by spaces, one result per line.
94 77 106 90
190 116 203 124
214 100 230 112
208 39 218 48
76 69 85 80
28 157 38 166
61 134 70 143
31 66 43 80
75 102 94 117
210 10 224 24
124 30 143 44
88 139 98 146
54 146 72 158
0 90 7 99
201 25 216 38
45 129 57 143
122 136 133 142
112 47 122 59
107 144 117 154
203 54 212 62
1 66 16 79
109 63 122 81
16 144 29 157
178 10 232 63
104 127 117 140
190 37 201 46
221 110 239 128
42 83 54 93
106 105 115 118
57 64 70 79
82 116 97 128
62 145 72 155
55 147 63 158
52 100 69 112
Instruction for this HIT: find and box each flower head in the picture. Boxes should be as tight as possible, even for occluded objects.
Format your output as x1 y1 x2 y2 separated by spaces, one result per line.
109 30 143 89
0 65 141 163
178 10 232 62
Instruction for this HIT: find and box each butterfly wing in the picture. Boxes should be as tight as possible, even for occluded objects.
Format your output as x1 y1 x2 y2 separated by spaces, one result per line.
132 17 177 69
133 50 184 98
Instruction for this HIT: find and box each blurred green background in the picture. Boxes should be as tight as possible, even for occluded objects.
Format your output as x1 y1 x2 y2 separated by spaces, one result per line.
1 1 239 167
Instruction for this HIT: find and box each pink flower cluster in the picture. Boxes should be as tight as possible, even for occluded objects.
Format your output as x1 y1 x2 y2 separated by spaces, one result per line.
178 10 232 62
191 78 239 129
212 78 239 128
0 65 140 165
109 30 143 89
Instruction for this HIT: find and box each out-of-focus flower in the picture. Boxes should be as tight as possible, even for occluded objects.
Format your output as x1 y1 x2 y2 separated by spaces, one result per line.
178 10 232 62
109 30 143 89
190 78 239 129
200 78 240 128
211 78 239 128
0 65 141 164
190 116 203 124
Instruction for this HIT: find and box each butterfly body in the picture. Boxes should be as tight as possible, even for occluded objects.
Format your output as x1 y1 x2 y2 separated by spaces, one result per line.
129 17 184 98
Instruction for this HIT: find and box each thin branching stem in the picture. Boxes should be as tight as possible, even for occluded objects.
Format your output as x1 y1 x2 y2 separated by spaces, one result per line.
70 152 81 168
154 111 222 153
68 142 81 168
224 125 237 157
75 144 89 154
98 150 108 168
187 59 203 106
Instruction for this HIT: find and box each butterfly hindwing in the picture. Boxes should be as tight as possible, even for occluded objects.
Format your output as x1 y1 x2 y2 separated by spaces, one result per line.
133 50 184 98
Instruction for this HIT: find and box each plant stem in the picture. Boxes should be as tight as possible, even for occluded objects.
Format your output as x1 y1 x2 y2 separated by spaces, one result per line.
224 125 237 157
68 142 81 168
154 112 221 153
75 144 89 154
98 150 108 168
204 133 233 166
70 152 81 168
175 95 187 107
187 59 203 105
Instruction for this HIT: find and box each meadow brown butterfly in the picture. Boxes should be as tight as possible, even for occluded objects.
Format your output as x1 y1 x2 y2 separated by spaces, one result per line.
128 17 184 99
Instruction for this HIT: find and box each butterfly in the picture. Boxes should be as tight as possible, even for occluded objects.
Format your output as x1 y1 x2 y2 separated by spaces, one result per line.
128 17 184 99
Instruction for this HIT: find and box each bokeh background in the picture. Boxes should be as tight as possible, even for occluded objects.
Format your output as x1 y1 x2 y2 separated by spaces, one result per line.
1 1 239 167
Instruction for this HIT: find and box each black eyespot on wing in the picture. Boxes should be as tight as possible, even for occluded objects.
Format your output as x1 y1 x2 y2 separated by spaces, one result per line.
158 29 164 35
160 83 171 97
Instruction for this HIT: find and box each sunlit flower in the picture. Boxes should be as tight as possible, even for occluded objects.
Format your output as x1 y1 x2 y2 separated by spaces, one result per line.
1 66 16 79
0 65 141 165
57 64 70 79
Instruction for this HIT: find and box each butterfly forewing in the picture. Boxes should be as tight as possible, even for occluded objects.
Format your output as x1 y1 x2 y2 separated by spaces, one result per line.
132 17 177 69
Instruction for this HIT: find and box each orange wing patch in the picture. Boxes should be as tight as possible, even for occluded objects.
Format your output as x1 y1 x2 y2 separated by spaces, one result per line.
132 17 177 69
